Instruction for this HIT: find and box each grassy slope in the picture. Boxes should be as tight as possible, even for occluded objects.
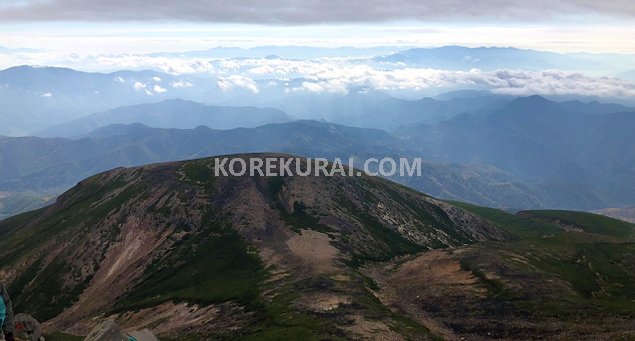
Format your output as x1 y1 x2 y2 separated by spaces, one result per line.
0 175 138 321
519 209 635 238
4 156 633 339
452 201 635 319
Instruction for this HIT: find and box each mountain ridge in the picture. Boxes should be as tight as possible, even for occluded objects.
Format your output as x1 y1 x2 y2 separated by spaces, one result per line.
1 154 634 339
40 99 295 137
0 154 510 339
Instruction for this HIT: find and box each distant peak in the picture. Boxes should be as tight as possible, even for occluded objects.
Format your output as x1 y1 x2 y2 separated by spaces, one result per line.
507 95 553 107
1 65 83 74
518 94 549 102
160 98 195 104
501 95 563 115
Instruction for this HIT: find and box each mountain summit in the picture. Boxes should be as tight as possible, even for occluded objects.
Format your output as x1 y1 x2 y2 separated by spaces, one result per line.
1 154 634 339
0 154 507 339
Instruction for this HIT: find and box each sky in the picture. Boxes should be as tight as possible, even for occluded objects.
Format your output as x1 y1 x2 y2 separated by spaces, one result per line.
1 0 634 101
0 0 634 55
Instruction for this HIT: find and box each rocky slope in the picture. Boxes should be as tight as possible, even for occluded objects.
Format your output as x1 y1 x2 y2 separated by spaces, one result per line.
0 154 509 340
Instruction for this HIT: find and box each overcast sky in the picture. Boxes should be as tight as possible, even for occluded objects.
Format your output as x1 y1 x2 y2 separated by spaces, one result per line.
0 0 634 54
1 0 634 23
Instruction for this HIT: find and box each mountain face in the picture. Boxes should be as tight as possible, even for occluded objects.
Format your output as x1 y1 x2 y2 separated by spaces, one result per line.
1 155 633 340
369 203 635 340
405 95 635 209
40 99 294 137
0 154 509 339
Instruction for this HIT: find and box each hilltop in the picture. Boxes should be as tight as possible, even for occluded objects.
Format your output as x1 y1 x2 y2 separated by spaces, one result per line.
0 154 633 339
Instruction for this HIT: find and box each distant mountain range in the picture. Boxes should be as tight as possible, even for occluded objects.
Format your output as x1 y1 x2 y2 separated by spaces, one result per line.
1 66 510 135
0 120 555 214
405 95 635 209
150 45 404 59
1 65 635 215
263 88 511 130
2 95 635 216
3 60 635 136
375 46 635 74
0 191 53 220
0 66 205 135
0 121 407 191
40 99 294 137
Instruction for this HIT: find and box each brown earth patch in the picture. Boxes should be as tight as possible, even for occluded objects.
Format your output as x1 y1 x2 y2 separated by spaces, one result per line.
286 229 339 273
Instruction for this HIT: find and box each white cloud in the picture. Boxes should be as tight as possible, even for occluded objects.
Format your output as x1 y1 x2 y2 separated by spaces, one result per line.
152 76 162 82
96 55 216 74
217 58 635 98
3 49 634 99
217 75 259 93
41 92 52 98
292 81 348 94
153 84 167 93
217 60 241 72
172 80 193 88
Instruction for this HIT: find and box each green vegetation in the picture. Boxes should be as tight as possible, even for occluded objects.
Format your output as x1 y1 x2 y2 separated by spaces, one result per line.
451 200 635 324
453 202 635 240
267 176 334 233
15 257 94 321
180 160 216 193
0 174 148 321
351 280 441 340
522 239 635 302
115 211 265 311
2 155 634 339
379 181 468 243
267 175 285 198
347 202 424 265
450 201 564 238
43 332 84 341
460 260 505 295
8 256 43 298
0 208 43 238
335 191 424 267
239 296 348 341
520 210 635 238
239 272 440 341
281 201 334 234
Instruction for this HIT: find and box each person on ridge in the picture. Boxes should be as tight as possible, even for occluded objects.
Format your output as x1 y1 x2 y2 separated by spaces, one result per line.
0 282 14 341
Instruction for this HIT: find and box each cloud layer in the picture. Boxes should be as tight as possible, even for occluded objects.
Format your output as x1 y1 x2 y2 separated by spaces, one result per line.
2 46 635 100
209 57 635 98
1 0 634 23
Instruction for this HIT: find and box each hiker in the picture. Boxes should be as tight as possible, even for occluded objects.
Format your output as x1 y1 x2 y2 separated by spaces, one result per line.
0 282 14 341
